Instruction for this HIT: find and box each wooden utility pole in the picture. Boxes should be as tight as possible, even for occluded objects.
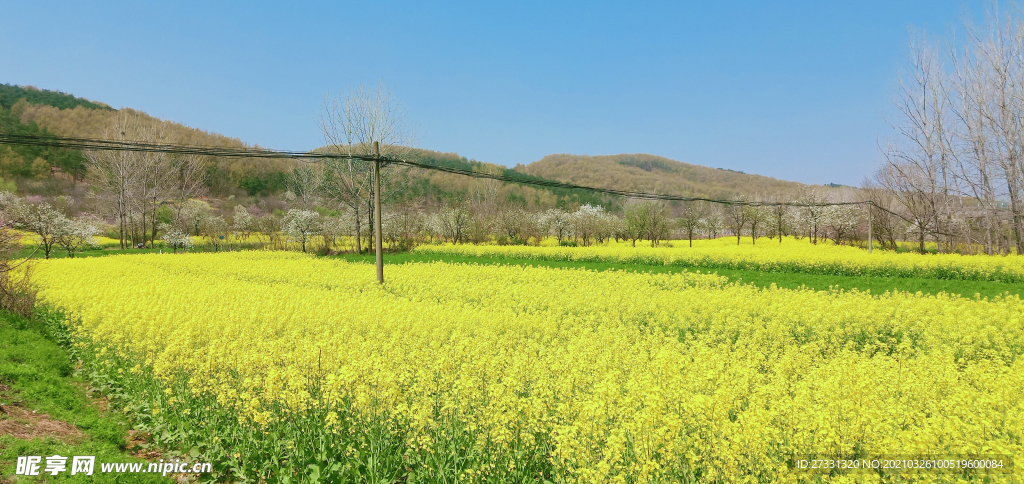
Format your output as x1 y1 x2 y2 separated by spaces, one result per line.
373 141 384 284
867 201 873 254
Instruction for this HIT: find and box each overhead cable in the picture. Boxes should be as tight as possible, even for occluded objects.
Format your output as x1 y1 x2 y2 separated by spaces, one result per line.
0 133 875 209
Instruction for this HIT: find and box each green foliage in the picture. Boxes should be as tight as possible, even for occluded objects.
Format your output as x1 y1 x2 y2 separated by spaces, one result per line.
0 84 112 111
335 252 1024 299
615 155 681 173
0 107 87 180
408 149 613 209
202 163 225 193
505 191 527 207
156 205 173 226
407 150 485 173
0 308 170 483
499 167 611 209
716 167 746 174
394 176 447 203
0 177 16 193
313 207 341 217
238 171 288 196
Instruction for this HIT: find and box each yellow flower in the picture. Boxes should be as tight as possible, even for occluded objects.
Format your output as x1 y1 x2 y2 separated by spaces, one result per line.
31 250 1024 482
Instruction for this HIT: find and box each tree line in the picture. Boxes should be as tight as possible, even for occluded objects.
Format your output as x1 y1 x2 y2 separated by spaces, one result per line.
872 8 1024 256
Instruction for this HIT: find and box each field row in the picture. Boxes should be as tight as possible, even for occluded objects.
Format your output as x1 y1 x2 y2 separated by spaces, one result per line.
32 252 1024 482
414 238 1024 283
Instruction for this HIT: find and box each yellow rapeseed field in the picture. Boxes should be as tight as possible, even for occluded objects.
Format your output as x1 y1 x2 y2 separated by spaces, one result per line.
32 251 1024 482
415 237 1024 282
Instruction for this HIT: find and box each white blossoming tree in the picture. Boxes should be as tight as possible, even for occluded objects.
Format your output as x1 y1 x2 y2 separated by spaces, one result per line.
56 216 101 257
231 205 254 242
161 226 193 254
283 209 320 252
14 201 67 259
541 208 572 244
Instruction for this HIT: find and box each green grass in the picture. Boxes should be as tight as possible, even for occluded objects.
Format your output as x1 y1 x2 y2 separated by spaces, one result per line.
0 310 170 483
334 252 1024 299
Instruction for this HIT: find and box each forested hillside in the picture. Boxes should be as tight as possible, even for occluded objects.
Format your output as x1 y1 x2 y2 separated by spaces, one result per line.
0 83 899 258
0 84 627 206
0 85 94 181
0 84 111 111
0 83 813 213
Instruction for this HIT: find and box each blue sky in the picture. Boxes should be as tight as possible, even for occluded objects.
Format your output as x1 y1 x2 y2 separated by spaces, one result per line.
0 1 994 185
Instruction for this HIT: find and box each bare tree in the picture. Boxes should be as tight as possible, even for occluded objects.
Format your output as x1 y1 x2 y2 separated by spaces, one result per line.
963 9 1024 254
725 198 749 245
702 204 723 239
644 203 671 247
288 164 323 208
318 81 414 254
677 202 707 247
880 32 955 254
949 29 1002 255
744 202 768 245
84 113 204 250
863 181 902 250
132 123 173 249
199 215 230 252
255 213 283 250
85 113 144 249
867 10 1024 254
465 205 494 245
623 200 652 247
0 196 34 316
466 166 503 244
761 191 793 243
171 152 208 224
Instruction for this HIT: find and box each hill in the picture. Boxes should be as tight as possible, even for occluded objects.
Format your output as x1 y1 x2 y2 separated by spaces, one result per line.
518 153 807 201
1 83 812 211
402 148 611 209
0 84 112 111
0 85 108 180
0 84 617 207
1 84 299 194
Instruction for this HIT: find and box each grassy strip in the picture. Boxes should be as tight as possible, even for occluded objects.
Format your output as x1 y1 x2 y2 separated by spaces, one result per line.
0 310 170 483
413 241 1024 283
335 252 1024 299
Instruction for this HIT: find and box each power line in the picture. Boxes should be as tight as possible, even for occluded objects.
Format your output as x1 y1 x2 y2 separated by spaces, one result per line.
7 132 953 247
0 133 872 208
